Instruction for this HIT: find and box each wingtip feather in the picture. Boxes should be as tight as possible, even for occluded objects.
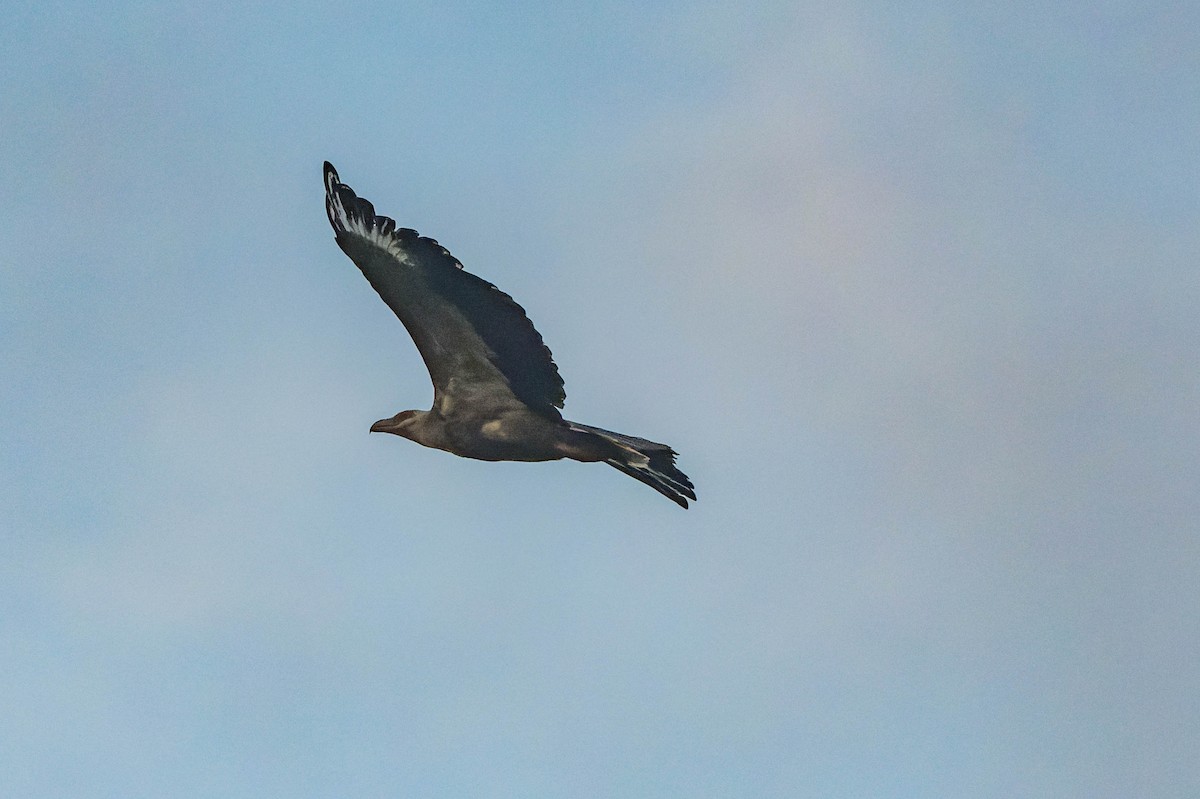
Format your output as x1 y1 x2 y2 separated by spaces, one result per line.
324 162 388 242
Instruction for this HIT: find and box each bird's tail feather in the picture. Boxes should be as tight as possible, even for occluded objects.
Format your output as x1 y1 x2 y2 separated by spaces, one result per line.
568 422 696 509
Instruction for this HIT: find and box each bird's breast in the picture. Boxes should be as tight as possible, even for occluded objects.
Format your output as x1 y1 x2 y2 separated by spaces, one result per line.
439 411 567 462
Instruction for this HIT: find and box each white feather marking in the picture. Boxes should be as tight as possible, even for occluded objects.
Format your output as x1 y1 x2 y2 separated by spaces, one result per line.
481 420 507 439
329 188 415 266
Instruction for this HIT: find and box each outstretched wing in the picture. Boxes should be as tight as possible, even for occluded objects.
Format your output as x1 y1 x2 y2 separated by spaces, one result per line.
324 162 566 421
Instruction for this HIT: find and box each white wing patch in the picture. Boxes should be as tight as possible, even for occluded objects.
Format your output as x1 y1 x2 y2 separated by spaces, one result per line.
324 164 415 265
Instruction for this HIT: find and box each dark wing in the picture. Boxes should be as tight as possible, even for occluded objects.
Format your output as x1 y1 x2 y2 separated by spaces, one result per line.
323 162 566 421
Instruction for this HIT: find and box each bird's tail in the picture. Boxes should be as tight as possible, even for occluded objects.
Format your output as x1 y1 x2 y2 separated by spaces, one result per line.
567 422 696 509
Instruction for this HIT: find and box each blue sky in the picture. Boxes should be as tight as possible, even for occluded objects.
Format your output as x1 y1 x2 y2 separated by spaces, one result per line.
2 2 1198 796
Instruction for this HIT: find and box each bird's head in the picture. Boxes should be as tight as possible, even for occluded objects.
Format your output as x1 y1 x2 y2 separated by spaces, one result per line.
370 410 423 437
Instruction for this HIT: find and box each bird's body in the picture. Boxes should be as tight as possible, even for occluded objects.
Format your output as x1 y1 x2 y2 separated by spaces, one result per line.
372 407 608 463
324 162 695 507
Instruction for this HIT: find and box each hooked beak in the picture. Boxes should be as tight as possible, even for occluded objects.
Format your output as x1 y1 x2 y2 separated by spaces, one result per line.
369 419 388 433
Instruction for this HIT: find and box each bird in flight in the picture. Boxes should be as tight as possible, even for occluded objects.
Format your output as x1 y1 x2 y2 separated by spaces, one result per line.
323 162 696 508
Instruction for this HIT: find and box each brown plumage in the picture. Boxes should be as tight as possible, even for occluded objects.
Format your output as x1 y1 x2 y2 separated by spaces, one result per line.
324 162 695 508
